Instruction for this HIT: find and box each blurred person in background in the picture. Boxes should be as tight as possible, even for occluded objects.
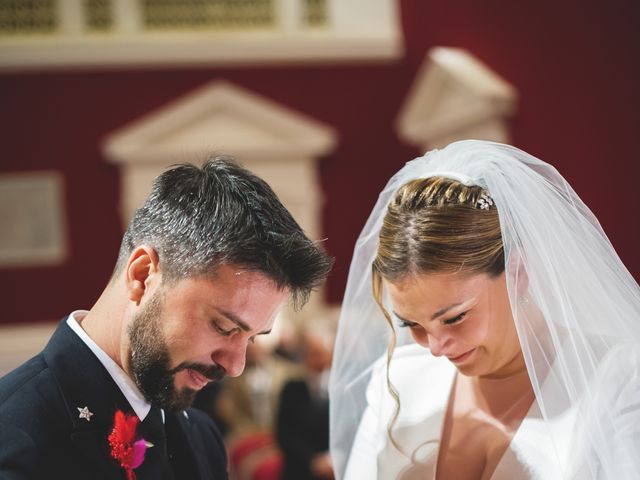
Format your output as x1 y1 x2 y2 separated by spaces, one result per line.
200 334 302 480
277 329 334 480
217 338 301 439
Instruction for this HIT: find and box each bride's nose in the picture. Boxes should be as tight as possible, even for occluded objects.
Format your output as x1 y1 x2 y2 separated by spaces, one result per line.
426 332 452 357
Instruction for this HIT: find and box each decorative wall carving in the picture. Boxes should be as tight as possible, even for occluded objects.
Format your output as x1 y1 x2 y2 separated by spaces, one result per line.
396 47 518 151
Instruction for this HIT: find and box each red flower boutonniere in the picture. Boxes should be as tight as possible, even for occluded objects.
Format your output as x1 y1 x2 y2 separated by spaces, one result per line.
108 410 153 480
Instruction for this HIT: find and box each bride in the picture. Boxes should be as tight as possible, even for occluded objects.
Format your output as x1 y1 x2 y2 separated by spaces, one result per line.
329 140 640 479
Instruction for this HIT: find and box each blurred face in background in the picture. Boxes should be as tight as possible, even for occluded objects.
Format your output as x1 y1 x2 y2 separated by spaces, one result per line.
303 334 333 375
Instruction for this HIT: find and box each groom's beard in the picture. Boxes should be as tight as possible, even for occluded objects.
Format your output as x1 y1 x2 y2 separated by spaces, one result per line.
127 290 226 412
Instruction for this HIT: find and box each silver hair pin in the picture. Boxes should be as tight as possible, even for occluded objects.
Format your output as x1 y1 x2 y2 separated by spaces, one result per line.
477 193 494 210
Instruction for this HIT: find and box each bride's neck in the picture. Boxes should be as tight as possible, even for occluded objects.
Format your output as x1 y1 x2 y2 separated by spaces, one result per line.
480 350 528 381
465 353 533 417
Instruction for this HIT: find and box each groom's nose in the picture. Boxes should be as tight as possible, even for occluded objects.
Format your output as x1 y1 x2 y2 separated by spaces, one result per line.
212 341 248 378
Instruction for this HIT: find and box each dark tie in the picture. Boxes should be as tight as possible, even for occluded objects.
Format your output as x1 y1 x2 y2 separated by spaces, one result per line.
136 405 174 480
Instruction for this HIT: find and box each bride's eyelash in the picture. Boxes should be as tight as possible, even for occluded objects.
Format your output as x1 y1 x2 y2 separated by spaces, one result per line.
397 319 418 329
396 312 467 328
443 312 467 326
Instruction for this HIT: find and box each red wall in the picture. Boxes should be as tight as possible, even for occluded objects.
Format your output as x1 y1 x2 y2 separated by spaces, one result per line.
1 0 638 324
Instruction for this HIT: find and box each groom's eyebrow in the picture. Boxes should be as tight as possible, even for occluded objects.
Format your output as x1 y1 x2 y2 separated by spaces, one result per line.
213 307 271 335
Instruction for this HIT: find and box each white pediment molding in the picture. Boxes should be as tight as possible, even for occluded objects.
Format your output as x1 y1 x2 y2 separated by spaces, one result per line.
396 47 518 150
103 79 336 164
103 79 338 235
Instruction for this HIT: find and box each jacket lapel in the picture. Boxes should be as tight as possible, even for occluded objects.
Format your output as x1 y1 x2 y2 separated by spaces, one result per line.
42 319 218 480
43 319 137 479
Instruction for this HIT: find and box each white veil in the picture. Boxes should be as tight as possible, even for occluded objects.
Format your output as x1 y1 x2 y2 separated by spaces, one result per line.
329 140 640 479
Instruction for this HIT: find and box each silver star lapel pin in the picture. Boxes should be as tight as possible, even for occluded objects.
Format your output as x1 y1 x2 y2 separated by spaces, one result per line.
77 406 94 422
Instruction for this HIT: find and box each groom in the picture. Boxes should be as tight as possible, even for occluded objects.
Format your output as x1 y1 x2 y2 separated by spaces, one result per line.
0 158 332 479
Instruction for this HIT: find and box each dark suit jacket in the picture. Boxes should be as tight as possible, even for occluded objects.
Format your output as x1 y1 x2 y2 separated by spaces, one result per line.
276 379 330 480
0 319 228 480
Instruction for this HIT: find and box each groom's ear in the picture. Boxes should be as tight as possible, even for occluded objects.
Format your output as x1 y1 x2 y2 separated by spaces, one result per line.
125 246 161 304
506 249 529 298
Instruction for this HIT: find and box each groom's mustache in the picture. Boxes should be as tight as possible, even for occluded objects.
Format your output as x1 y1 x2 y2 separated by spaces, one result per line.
171 362 226 382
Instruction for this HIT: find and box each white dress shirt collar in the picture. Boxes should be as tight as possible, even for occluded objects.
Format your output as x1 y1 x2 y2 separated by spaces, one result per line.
66 310 152 421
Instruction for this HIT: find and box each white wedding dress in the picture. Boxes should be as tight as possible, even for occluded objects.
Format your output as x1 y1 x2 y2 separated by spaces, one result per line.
344 344 580 480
